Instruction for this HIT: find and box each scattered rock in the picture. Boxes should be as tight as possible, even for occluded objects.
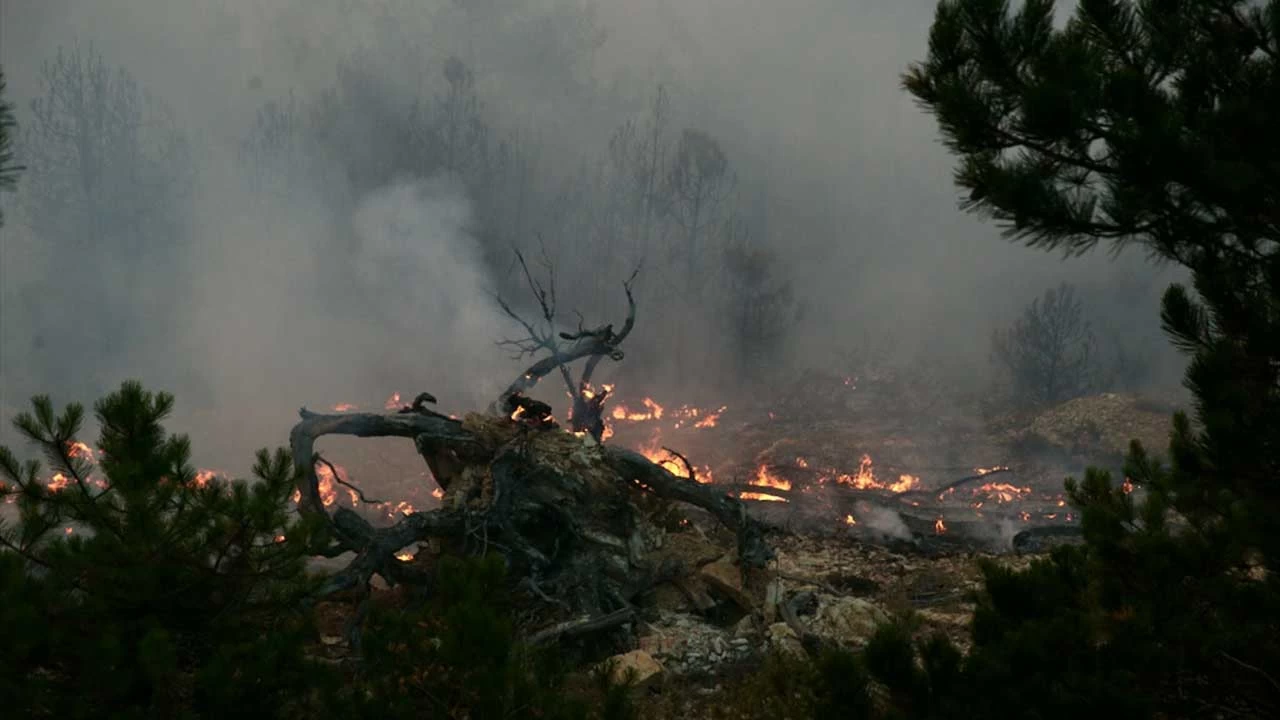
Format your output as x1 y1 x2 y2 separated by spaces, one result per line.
638 633 678 657
602 650 665 688
674 576 719 613
810 596 890 648
763 576 785 624
699 554 755 610
766 622 806 659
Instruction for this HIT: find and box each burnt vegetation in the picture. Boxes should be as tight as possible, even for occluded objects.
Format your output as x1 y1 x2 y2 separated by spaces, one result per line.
991 283 1099 408
1 0 1279 718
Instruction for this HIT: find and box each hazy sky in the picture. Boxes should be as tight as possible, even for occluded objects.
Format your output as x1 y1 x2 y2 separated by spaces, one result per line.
0 1 1183 467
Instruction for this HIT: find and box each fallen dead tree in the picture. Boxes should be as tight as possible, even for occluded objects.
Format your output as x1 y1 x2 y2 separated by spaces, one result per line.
289 256 772 647
291 406 773 642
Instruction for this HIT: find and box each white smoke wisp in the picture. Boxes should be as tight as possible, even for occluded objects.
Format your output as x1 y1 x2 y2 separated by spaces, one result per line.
857 503 913 543
349 175 520 399
173 172 521 473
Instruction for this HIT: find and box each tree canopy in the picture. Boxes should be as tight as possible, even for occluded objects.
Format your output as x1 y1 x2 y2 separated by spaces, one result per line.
903 1 1280 715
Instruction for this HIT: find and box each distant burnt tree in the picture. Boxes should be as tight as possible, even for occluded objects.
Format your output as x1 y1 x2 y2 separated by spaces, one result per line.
721 230 801 383
991 283 1097 407
0 67 20 226
15 45 193 400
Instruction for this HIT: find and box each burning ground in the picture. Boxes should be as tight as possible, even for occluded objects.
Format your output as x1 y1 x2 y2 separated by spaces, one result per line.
3 365 1170 713
257 369 1116 549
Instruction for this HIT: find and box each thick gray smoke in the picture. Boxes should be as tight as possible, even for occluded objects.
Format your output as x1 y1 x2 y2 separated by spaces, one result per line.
0 1 1187 471
168 169 518 467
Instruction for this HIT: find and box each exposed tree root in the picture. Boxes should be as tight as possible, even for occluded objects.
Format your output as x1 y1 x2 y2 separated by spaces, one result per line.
288 404 773 645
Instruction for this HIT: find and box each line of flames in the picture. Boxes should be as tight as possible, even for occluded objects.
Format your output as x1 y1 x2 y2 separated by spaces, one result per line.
18 387 1092 538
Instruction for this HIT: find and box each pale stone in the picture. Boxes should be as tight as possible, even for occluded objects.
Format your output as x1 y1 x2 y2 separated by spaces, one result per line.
699 554 755 609
810 596 890 648
766 622 806 659
601 650 665 688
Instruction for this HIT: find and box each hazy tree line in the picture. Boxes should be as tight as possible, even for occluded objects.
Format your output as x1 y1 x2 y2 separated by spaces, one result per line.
1 0 1172 413
6 6 801 405
234 46 801 391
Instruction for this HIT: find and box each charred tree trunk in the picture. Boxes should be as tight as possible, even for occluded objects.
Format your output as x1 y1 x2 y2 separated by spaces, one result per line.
289 403 772 643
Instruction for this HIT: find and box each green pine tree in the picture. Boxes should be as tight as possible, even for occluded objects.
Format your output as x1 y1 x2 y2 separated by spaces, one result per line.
897 1 1280 716
0 381 334 719
349 553 638 720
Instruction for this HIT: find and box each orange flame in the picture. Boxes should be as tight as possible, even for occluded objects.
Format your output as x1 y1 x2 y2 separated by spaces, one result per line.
934 518 947 534
315 462 358 507
193 469 221 488
828 455 919 493
67 441 97 461
693 406 726 428
638 441 713 484
332 402 357 412
612 397 665 421
740 464 790 502
974 482 1031 503
384 392 402 411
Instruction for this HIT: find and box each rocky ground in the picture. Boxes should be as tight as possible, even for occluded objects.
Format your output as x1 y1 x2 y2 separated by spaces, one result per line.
297 386 1177 717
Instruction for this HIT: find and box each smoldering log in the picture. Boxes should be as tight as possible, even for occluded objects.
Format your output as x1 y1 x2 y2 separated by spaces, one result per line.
287 404 774 644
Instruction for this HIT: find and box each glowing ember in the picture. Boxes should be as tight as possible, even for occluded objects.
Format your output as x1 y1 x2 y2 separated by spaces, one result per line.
48 473 71 493
332 402 357 412
1121 477 1134 494
844 514 856 526
693 406 726 428
192 469 221 488
580 382 614 401
431 488 444 500
974 482 1032 503
67 441 97 460
395 549 416 561
378 500 418 520
510 406 526 421
274 534 286 543
974 465 1010 476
